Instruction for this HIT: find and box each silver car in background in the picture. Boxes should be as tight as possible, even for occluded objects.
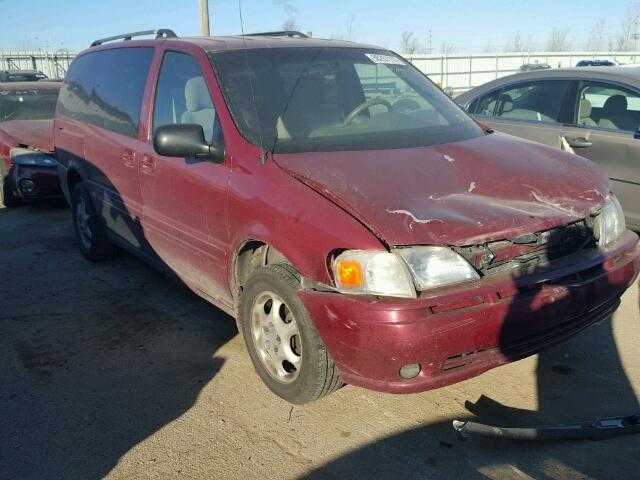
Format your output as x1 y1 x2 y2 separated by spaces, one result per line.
456 67 640 230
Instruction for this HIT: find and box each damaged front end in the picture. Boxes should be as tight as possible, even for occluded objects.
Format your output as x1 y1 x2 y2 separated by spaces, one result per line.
455 217 599 278
453 194 625 282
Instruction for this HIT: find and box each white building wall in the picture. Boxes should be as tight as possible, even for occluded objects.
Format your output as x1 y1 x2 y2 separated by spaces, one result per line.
404 52 640 92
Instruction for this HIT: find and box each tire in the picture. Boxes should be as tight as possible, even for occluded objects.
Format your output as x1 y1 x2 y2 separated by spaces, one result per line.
71 182 118 261
239 263 343 404
1 172 20 207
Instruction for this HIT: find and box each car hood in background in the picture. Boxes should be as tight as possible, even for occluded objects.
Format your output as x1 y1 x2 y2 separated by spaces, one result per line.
274 133 609 246
0 119 54 153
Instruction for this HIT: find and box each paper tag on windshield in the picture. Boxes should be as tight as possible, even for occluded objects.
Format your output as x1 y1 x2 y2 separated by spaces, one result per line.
365 53 405 65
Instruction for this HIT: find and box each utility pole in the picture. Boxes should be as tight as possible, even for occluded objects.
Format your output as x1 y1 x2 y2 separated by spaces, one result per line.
199 0 210 36
427 27 433 54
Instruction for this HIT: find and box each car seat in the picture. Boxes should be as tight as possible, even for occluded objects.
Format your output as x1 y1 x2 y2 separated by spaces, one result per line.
599 95 636 131
578 98 597 126
181 76 215 141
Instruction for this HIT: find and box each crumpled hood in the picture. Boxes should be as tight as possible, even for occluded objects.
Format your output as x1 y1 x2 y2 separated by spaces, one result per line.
274 132 610 246
0 119 54 152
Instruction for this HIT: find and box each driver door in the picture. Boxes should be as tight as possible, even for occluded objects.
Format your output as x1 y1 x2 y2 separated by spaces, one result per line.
138 48 231 306
469 80 577 148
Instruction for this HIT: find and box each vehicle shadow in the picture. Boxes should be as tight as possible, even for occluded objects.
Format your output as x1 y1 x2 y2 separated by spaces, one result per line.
0 190 237 479
301 225 639 479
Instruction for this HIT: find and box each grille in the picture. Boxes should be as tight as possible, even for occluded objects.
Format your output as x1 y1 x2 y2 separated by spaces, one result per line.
458 219 597 276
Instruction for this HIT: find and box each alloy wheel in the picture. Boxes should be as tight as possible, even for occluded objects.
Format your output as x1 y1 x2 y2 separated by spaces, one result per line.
250 290 302 383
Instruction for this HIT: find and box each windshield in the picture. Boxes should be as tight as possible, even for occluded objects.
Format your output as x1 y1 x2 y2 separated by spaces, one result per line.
210 48 482 153
0 90 59 122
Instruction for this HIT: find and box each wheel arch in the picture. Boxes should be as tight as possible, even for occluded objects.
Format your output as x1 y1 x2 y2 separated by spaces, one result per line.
232 239 294 301
67 168 83 193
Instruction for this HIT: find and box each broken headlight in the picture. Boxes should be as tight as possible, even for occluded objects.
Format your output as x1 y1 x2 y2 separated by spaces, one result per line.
395 246 480 290
594 195 626 247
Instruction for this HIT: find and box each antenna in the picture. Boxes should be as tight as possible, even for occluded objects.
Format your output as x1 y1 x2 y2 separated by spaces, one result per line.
238 0 268 164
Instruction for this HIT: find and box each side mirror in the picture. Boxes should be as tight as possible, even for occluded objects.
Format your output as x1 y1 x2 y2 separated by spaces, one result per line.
153 124 224 163
475 120 494 134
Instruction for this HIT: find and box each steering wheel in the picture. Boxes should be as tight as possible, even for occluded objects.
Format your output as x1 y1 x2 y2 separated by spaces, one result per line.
344 98 393 125
393 98 421 113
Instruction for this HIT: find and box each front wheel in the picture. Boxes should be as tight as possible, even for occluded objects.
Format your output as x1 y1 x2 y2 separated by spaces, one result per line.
239 263 343 404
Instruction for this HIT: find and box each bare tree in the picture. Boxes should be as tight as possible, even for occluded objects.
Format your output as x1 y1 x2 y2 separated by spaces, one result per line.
546 29 571 51
330 14 358 41
401 31 421 54
343 14 357 41
504 31 535 52
608 33 616 52
612 2 639 51
584 19 607 51
274 0 297 16
440 42 455 54
282 16 301 31
504 31 523 52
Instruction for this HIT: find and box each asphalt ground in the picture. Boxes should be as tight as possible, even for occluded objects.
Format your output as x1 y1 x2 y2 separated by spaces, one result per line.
1 201 639 480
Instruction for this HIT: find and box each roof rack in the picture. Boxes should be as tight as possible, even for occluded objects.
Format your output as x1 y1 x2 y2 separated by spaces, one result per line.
244 31 309 38
90 29 177 47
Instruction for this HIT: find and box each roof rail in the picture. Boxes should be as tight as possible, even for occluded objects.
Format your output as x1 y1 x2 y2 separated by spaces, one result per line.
244 31 309 38
90 29 177 47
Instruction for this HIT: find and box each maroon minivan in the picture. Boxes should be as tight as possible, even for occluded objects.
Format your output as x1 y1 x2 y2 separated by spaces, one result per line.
55 30 640 404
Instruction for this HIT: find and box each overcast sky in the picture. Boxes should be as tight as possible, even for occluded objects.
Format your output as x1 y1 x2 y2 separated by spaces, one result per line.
0 0 637 53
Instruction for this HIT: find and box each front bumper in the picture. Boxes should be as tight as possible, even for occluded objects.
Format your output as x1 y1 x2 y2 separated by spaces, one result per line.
299 230 640 394
8 164 62 201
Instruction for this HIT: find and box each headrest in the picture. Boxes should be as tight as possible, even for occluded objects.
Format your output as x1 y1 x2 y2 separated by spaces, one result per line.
498 93 514 113
288 75 328 109
185 76 212 112
603 95 628 113
579 98 592 118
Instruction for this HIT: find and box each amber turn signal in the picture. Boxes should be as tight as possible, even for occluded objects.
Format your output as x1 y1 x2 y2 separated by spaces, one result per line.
336 260 364 287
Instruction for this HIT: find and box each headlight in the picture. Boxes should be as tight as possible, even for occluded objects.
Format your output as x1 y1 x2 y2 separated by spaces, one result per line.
333 250 416 298
395 246 480 290
332 247 480 298
594 195 625 247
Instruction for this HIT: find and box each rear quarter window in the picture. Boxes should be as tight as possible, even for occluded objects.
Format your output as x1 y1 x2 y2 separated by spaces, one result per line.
58 47 154 138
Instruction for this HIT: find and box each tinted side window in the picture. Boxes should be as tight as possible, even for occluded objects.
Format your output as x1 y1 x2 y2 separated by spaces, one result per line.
152 51 219 143
577 82 640 132
476 80 572 124
58 47 154 137
473 90 501 116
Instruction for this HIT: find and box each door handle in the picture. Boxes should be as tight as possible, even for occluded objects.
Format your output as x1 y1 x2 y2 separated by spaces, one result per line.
565 137 592 148
141 154 156 174
122 148 136 167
